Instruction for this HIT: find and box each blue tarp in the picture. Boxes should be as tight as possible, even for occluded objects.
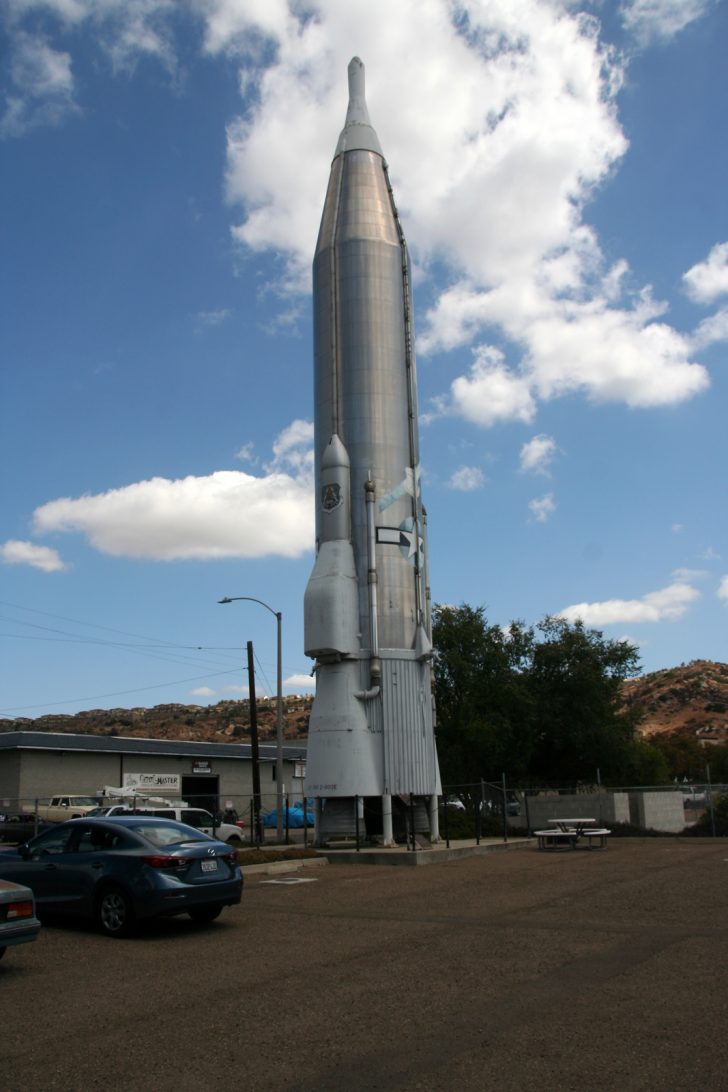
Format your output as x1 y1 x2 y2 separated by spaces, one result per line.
262 805 313 828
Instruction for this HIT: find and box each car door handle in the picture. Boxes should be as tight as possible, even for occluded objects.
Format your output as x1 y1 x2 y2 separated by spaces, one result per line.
91 862 103 869
44 863 57 870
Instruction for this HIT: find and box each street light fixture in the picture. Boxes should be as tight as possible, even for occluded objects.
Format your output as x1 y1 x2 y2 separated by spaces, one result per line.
219 596 284 841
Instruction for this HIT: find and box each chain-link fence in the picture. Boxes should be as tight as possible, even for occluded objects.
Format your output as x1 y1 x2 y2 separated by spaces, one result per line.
2 781 726 850
440 779 728 844
0 791 314 847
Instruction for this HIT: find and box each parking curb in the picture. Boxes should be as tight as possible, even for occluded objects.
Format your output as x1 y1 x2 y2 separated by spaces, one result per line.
239 855 328 876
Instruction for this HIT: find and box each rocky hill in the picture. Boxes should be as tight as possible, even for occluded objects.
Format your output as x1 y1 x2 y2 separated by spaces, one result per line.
625 660 728 744
0 695 314 745
3 662 727 747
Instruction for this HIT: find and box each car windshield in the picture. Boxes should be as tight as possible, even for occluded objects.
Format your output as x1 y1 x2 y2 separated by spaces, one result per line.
133 821 212 847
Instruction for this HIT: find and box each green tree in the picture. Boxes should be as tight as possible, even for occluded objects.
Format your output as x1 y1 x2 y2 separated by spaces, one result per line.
707 746 728 783
649 738 728 785
432 605 643 788
528 617 641 783
619 739 670 786
432 605 535 787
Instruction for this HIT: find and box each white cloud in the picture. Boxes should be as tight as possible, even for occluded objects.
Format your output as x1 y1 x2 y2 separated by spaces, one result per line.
0 539 67 572
197 0 294 57
284 673 316 691
701 546 721 561
190 687 215 698
449 466 485 492
558 580 701 625
424 278 708 412
214 0 710 418
234 441 258 464
195 308 231 329
267 418 314 476
718 576 728 603
4 1 714 416
672 567 708 582
1 2 179 138
1 30 77 136
520 434 557 475
620 0 716 45
683 242 728 304
692 306 728 349
31 422 314 561
450 347 536 427
528 492 556 523
12 0 178 68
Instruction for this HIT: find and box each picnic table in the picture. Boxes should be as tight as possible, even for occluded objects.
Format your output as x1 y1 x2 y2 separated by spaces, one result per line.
534 818 611 850
548 818 596 836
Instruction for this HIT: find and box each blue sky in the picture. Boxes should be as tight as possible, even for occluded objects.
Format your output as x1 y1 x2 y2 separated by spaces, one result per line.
2 0 727 719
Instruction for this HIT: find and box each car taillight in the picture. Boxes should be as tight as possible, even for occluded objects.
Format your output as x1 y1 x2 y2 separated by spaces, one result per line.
142 856 188 870
7 900 34 919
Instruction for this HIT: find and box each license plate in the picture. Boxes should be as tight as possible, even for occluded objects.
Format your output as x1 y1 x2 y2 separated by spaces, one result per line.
201 859 218 873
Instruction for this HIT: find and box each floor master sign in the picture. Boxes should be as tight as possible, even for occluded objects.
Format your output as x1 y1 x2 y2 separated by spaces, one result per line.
304 58 441 845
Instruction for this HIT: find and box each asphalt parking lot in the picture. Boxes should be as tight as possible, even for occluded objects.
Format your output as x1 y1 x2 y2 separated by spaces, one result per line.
1 838 727 1091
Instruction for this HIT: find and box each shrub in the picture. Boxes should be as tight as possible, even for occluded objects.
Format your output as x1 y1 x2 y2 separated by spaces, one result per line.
438 807 505 839
682 792 728 836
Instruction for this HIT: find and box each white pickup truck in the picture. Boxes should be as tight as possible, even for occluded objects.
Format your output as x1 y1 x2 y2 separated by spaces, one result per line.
26 796 100 822
88 803 246 845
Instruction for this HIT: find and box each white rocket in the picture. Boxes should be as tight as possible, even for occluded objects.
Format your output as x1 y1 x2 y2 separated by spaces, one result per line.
304 58 441 845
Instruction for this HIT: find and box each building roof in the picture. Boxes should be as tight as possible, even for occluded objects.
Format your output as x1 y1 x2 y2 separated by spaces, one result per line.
0 731 307 763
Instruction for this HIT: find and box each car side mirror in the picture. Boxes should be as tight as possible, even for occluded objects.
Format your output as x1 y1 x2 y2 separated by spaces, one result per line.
17 844 31 860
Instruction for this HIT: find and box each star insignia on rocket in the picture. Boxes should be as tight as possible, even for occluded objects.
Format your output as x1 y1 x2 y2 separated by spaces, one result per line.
400 529 418 558
399 517 424 564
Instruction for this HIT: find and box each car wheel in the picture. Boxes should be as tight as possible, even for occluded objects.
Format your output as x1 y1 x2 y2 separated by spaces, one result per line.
96 886 135 938
188 905 223 924
226 836 244 847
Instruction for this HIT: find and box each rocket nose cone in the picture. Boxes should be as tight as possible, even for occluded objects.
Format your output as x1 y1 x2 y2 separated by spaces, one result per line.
335 57 383 159
348 56 365 103
322 433 351 471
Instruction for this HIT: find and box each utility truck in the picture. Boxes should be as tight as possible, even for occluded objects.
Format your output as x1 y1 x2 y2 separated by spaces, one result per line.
88 787 246 845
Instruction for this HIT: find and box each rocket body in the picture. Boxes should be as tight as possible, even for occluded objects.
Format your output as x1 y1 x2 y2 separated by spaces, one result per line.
304 59 440 817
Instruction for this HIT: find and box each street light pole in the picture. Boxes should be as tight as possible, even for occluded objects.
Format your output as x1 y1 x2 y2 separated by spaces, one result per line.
219 596 285 841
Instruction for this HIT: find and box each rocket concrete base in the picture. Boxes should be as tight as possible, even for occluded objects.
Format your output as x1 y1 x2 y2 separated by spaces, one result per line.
317 836 533 867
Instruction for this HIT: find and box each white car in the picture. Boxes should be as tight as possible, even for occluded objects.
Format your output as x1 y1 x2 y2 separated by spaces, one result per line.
681 786 708 808
0 879 41 960
443 796 466 810
87 805 245 844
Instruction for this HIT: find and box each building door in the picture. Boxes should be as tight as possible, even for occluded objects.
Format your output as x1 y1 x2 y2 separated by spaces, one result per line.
181 775 219 816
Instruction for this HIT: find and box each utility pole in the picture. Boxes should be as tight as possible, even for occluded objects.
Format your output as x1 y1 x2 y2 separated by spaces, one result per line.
247 640 263 846
219 596 284 840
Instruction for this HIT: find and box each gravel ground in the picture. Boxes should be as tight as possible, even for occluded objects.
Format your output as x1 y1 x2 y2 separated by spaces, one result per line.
1 838 727 1091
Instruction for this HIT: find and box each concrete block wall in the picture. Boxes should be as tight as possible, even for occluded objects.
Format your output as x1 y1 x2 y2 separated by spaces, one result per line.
628 790 685 833
525 793 616 829
525 790 684 832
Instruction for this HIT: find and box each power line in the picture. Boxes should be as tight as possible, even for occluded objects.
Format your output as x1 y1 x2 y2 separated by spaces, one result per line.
0 599 291 714
0 613 242 672
0 667 244 716
0 599 213 648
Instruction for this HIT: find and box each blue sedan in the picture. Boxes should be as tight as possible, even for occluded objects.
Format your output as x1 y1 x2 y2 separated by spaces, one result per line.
0 816 242 938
